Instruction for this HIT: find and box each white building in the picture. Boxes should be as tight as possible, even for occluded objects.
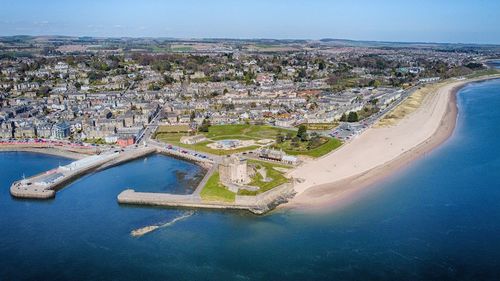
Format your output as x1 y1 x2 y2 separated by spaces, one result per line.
180 135 207 145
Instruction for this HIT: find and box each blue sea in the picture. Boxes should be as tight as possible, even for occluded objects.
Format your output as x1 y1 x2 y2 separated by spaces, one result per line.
1 79 500 281
487 60 500 69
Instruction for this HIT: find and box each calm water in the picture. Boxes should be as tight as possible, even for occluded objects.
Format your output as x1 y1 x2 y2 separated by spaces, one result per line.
487 60 500 69
2 79 500 281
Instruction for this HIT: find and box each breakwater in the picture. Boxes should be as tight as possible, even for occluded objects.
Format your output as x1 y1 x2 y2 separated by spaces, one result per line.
117 181 296 214
10 147 155 199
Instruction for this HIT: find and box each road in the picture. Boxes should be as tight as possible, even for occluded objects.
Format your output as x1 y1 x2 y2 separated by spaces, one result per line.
329 85 419 141
135 108 162 144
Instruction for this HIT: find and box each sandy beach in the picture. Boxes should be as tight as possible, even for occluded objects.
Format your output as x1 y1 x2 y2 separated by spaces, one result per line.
285 75 500 212
0 146 90 160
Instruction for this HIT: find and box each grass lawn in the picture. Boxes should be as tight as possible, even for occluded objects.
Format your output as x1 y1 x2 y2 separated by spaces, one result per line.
206 124 294 140
156 132 260 155
170 45 194 52
466 69 500 79
151 45 172 53
200 172 236 203
210 135 257 141
154 132 184 143
274 137 342 158
156 124 295 155
82 138 107 145
155 125 191 134
238 160 291 196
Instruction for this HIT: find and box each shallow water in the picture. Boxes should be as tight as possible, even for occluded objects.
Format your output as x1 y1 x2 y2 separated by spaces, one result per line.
1 79 500 280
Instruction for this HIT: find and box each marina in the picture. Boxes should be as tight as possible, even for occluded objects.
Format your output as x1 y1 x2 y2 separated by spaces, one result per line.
10 147 155 199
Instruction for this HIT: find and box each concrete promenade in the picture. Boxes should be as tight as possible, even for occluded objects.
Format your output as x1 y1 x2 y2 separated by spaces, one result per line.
147 139 217 164
192 164 216 196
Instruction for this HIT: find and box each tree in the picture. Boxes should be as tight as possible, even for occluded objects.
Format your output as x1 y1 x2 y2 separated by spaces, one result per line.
327 75 340 86
163 75 175 84
369 79 381 88
318 61 326 70
198 118 211 132
243 71 255 85
36 86 50 97
297 124 308 141
347 112 359 122
224 103 235 110
340 113 347 122
276 133 284 144
296 68 306 79
464 62 484 70
88 71 105 82
148 83 161 91
307 133 323 150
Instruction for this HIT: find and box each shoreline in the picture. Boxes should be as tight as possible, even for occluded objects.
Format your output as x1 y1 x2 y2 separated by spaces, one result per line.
283 75 500 213
0 146 88 160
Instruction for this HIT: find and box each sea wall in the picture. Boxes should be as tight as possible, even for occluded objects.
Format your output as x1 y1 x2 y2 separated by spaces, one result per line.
117 180 296 215
96 147 156 171
235 182 296 213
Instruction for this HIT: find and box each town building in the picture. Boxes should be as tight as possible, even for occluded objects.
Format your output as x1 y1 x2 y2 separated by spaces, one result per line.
180 134 207 145
259 148 299 165
51 122 71 139
117 136 135 147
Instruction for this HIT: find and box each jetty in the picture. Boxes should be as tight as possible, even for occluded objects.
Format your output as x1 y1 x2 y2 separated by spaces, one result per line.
117 181 296 215
10 147 155 199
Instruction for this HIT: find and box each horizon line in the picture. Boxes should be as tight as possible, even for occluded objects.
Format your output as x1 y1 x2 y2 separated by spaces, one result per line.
2 34 500 47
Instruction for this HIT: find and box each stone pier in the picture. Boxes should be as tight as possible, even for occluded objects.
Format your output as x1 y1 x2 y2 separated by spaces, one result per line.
10 147 156 199
117 182 296 215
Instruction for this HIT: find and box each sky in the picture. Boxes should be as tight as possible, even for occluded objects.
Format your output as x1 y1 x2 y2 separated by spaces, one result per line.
0 0 499 44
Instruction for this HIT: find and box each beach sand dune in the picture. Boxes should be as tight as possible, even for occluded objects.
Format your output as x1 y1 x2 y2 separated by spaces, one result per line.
285 76 500 212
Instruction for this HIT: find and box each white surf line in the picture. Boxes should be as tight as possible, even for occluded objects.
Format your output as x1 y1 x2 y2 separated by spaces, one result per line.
131 211 195 237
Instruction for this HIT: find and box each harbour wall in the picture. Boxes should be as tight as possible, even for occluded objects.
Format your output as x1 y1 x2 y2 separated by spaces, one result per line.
117 181 296 215
10 147 156 199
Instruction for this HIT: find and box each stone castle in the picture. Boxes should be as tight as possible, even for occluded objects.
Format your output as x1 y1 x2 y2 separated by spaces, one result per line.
219 155 250 185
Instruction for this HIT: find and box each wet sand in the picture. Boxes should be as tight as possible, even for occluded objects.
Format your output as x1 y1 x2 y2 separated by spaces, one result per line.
0 146 88 160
